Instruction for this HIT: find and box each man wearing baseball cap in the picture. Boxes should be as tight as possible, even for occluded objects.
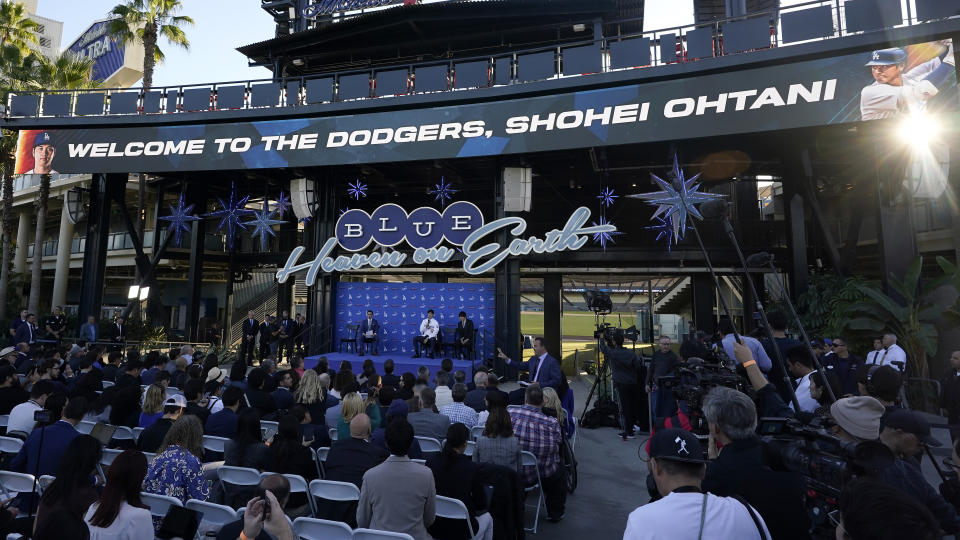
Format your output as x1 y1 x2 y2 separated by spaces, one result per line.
25 131 57 174
875 408 960 534
624 428 771 539
137 393 186 453
861 41 955 120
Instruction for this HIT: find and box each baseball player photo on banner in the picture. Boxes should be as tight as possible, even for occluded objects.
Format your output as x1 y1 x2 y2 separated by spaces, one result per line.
14 130 59 175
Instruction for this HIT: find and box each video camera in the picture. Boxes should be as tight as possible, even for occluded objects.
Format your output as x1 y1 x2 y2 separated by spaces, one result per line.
593 323 640 343
759 417 895 536
657 358 745 434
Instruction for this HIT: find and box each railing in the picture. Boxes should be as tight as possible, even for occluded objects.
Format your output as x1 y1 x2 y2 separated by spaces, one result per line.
10 173 85 192
7 0 955 120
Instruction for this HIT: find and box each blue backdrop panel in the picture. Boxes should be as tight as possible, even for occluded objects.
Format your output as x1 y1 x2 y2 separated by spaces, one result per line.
335 282 495 357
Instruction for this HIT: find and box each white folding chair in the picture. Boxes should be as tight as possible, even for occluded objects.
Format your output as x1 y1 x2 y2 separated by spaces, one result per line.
265 473 314 517
0 471 35 500
470 425 484 441
411 459 426 465
507 405 521 412
102 380 114 388
353 529 415 540
463 440 476 457
260 420 279 434
140 491 182 519
415 436 441 455
0 414 9 430
217 466 262 509
520 450 544 533
312 447 328 479
292 517 352 540
0 436 23 455
75 420 96 435
329 427 338 441
308 479 360 511
112 426 135 444
203 435 229 454
143 452 156 463
98 448 124 479
435 495 475 538
132 427 145 441
37 475 55 495
186 499 239 536
165 387 181 399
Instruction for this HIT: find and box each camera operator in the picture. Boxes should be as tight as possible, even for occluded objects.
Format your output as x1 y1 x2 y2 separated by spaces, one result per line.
829 396 885 443
701 387 810 540
876 408 960 535
645 335 680 420
600 329 643 439
730 340 794 418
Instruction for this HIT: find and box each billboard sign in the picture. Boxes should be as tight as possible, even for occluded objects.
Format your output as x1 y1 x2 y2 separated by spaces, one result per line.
67 19 126 83
14 38 957 175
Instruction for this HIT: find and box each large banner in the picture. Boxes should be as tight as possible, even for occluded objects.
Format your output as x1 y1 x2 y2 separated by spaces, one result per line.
335 282 495 357
14 39 956 175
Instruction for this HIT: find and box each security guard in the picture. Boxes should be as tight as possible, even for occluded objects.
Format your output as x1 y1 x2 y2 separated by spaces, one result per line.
44 306 66 343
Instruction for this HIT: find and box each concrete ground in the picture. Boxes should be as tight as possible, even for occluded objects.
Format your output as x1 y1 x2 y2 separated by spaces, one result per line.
500 375 649 539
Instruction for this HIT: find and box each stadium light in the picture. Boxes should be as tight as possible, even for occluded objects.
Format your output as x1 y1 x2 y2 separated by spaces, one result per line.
127 285 139 299
898 111 941 147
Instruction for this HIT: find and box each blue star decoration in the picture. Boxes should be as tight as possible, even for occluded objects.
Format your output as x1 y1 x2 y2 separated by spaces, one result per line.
429 177 457 208
347 179 368 200
246 199 286 250
339 206 350 216
627 154 724 242
597 186 618 208
205 183 253 250
273 191 291 216
158 192 200 247
590 215 622 251
299 216 312 226
644 216 688 252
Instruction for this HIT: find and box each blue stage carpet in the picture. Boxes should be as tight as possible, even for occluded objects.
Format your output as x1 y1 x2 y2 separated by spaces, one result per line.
304 352 476 377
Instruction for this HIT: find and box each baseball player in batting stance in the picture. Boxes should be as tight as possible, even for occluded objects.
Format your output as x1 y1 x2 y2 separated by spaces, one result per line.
860 41 955 120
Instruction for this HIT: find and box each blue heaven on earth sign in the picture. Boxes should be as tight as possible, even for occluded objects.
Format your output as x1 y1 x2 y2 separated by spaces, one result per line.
276 202 616 284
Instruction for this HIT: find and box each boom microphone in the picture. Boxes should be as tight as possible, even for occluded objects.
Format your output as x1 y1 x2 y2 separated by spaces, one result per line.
699 200 730 219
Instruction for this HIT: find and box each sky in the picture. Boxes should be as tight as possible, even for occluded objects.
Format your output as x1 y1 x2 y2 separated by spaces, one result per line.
34 0 804 88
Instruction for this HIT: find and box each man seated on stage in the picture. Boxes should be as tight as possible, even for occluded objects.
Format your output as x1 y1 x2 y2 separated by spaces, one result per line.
412 310 440 359
454 311 474 360
360 310 380 356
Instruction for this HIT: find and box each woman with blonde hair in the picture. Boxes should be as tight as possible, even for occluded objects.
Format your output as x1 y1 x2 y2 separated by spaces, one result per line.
137 384 165 428
337 392 364 439
295 370 328 426
542 386 566 431
142 415 208 510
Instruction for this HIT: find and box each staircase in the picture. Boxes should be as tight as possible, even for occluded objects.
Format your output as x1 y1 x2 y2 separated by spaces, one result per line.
227 271 278 348
654 276 691 314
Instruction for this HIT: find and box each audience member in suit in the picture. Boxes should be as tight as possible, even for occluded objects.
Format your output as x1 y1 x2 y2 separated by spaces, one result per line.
408 387 451 441
454 311 475 359
225 408 275 472
325 413 389 488
114 358 142 389
12 314 36 346
78 315 98 345
240 311 259 367
465 371 488 412
206 386 243 438
0 365 27 414
357 418 436 540
497 337 564 390
270 370 295 410
371 400 423 459
289 404 331 450
109 318 126 347
426 423 493 540
381 359 400 390
10 397 86 512
100 351 121 383
137 395 186 453
245 368 278 418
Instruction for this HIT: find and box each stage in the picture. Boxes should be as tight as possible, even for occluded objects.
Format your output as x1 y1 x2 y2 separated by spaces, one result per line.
304 352 477 378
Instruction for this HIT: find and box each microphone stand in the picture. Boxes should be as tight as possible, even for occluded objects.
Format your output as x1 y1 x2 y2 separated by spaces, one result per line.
751 254 838 403
714 215 804 412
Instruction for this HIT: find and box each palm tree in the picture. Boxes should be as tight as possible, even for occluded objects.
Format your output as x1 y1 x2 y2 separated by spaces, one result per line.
25 52 98 315
108 0 193 91
0 2 39 57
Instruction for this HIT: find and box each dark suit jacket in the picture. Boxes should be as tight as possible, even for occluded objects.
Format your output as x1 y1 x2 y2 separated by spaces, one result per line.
271 387 294 410
464 388 487 412
382 373 400 390
206 408 239 438
702 437 810 540
426 453 486 538
242 319 259 338
360 318 379 336
259 322 274 344
79 322 97 343
12 322 34 345
110 324 125 342
518 354 563 390
10 420 79 512
324 437 388 488
138 417 174 453
246 389 277 417
454 319 474 342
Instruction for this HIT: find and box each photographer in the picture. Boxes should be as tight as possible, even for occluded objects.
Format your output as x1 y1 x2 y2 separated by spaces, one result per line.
876 409 959 534
600 329 643 438
645 336 680 420
701 387 809 540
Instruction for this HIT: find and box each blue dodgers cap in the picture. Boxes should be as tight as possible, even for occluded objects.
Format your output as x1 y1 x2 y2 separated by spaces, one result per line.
865 48 907 66
32 131 53 148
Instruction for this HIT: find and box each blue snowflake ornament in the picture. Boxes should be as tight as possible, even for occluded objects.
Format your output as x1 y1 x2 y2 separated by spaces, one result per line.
298 216 312 226
597 186 618 208
245 200 286 251
627 154 724 242
274 191 291 216
644 216 687 252
590 215 622 251
347 179 368 200
158 192 200 247
205 183 253 249
429 177 458 208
